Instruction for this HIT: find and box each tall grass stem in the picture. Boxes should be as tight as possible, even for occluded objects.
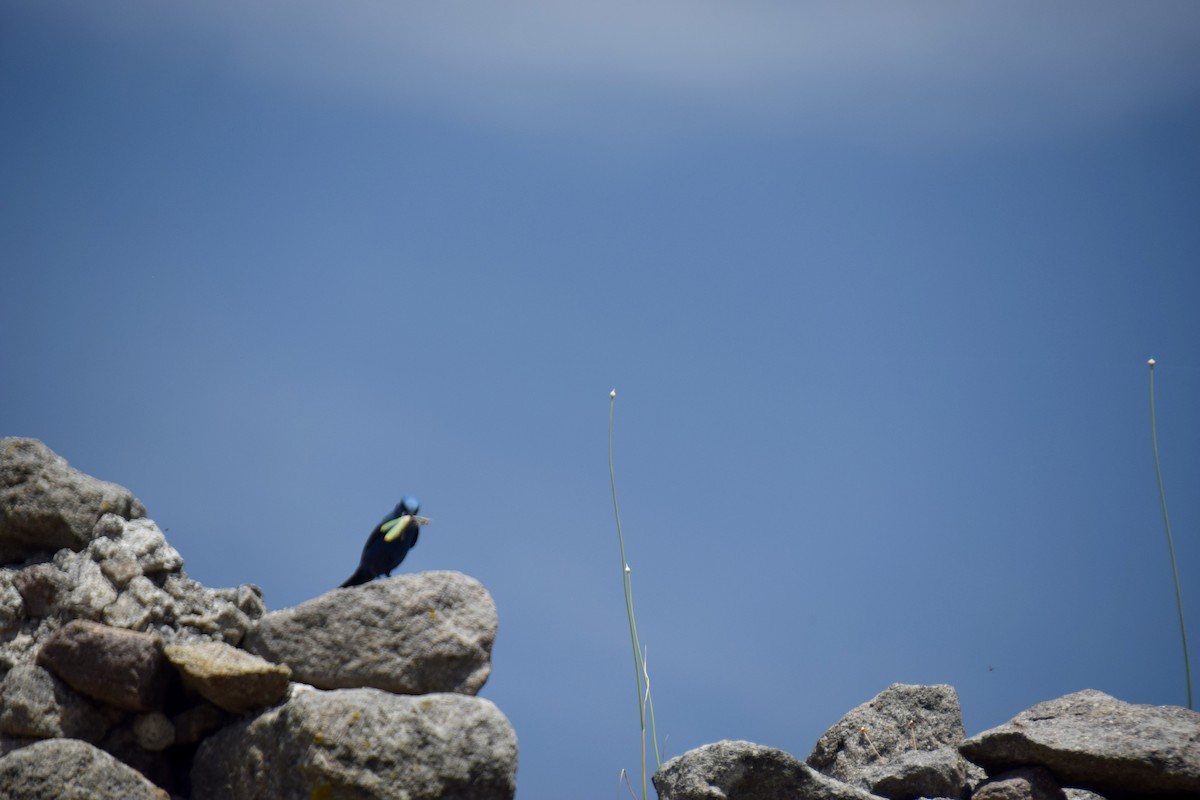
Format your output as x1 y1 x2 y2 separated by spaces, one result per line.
608 390 661 799
1148 359 1192 709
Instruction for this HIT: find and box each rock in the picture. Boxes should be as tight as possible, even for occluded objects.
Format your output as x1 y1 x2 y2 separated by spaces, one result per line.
0 437 146 563
863 746 970 800
0 737 169 800
164 572 259 645
12 562 71 617
653 740 885 800
171 700 230 746
36 619 168 712
163 639 291 713
0 569 22 631
959 689 1200 797
93 515 184 575
0 441 523 798
59 558 118 620
808 683 969 797
190 687 519 800
972 766 1066 800
100 719 176 792
132 712 176 751
2 514 261 656
243 571 495 696
0 663 120 741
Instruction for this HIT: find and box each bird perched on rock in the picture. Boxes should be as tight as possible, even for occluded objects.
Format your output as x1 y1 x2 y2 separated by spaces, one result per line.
340 496 430 588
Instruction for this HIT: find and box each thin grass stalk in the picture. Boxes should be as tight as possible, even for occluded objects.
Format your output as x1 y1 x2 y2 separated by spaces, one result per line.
608 390 662 799
1148 358 1193 709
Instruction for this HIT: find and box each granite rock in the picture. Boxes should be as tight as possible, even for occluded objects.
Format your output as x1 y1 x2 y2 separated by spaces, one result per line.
36 619 169 712
959 689 1200 798
863 745 970 800
0 437 146 563
972 766 1067 800
808 682 970 798
243 570 495 696
0 737 169 800
654 740 886 800
191 687 518 800
0 663 120 741
163 639 290 713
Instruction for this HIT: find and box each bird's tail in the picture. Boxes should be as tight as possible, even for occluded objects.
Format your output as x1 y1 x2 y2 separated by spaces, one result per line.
339 567 371 588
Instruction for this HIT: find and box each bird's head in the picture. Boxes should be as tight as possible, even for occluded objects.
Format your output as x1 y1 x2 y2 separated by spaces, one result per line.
395 496 420 517
381 495 427 542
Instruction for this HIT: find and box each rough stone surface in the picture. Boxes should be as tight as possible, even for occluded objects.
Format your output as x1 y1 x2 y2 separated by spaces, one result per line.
0 737 169 800
959 689 1200 797
190 687 519 800
171 701 230 746
0 663 120 741
132 712 176 751
972 766 1067 800
1 515 265 678
243 570 496 696
0 568 24 631
808 682 969 795
862 746 969 800
654 740 886 800
0 437 146 563
11 562 71 618
36 619 168 712
163 639 291 713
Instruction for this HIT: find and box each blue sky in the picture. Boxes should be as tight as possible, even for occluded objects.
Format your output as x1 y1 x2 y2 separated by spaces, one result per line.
3 3 1199 797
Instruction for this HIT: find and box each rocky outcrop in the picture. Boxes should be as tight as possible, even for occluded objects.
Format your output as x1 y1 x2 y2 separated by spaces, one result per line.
244 570 496 696
807 682 972 798
0 438 146 563
0 438 517 799
960 689 1200 798
656 684 1200 800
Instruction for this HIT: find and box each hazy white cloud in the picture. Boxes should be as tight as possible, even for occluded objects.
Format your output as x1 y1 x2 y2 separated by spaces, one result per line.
52 1 1200 146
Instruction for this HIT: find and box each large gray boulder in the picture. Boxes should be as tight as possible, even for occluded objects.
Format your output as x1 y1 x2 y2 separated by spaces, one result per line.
0 737 169 800
959 689 1200 797
191 686 518 800
243 571 496 696
0 438 146 563
808 683 970 798
654 740 885 800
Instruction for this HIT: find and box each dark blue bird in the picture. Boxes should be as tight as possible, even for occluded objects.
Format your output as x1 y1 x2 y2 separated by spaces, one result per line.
340 496 426 588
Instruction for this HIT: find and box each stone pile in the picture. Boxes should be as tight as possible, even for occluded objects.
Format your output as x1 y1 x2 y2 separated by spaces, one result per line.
0 438 518 799
6 436 1196 799
654 683 1200 800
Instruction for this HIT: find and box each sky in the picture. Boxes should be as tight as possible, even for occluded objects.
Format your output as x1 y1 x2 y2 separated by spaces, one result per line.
2 3 1200 797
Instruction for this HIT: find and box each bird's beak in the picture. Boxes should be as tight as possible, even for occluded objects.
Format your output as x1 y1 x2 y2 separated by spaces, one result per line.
381 514 431 542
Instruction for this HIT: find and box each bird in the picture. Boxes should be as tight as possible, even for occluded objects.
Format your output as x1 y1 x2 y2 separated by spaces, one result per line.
339 496 428 588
